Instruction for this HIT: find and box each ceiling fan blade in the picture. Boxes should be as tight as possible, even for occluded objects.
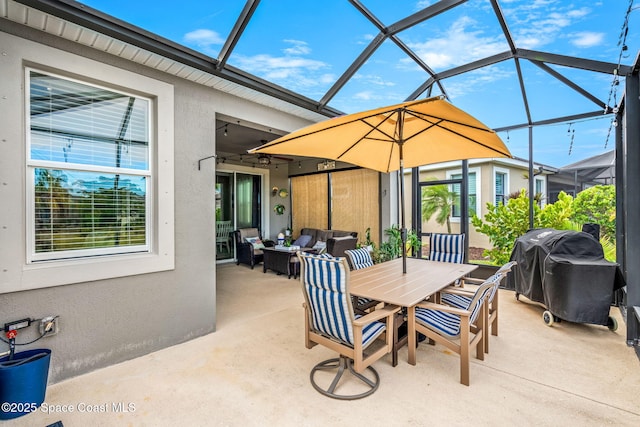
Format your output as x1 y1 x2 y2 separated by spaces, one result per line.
272 155 293 162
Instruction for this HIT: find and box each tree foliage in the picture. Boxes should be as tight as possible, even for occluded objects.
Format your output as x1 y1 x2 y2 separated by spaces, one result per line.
472 188 616 265
471 190 536 265
421 182 457 233
570 185 616 241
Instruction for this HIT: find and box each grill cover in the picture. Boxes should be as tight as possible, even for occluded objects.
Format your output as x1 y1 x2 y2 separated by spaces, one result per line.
507 228 624 325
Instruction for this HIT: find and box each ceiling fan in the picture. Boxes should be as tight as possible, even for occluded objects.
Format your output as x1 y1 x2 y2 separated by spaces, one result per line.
255 141 293 166
257 153 293 166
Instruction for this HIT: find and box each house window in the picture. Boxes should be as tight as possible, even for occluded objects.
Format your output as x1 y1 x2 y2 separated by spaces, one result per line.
27 69 151 262
494 168 509 206
449 170 479 218
535 177 546 207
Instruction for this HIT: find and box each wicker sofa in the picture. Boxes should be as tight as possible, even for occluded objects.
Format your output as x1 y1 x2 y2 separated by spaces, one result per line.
294 228 358 257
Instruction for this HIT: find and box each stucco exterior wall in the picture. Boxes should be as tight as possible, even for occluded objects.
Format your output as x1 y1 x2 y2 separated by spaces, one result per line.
0 22 311 382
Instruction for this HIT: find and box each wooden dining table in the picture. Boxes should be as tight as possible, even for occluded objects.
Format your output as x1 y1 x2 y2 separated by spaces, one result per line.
349 257 478 366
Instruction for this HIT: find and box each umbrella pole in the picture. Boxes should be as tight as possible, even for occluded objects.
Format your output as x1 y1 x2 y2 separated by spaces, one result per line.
399 148 407 275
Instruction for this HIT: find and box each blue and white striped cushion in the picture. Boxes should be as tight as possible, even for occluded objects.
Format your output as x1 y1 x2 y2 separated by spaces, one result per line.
418 278 494 338
301 253 385 347
441 272 503 309
345 248 374 270
441 292 471 309
355 314 387 347
415 307 461 337
344 249 376 307
429 233 465 264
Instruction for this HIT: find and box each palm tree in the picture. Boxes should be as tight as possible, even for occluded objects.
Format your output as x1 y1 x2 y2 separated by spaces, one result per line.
421 182 457 234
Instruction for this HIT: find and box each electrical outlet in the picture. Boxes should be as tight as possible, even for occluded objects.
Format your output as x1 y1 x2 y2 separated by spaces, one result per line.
39 316 59 336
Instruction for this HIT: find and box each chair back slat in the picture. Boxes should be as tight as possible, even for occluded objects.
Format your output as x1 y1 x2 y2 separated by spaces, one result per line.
468 275 501 323
429 233 465 264
299 253 355 345
487 260 517 302
344 248 374 270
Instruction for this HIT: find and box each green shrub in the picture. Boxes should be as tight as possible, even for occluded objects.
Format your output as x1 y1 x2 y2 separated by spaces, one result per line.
472 189 616 265
472 190 536 265
570 185 616 241
375 225 420 263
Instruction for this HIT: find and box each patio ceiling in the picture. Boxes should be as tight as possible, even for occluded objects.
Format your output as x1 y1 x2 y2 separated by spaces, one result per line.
7 0 640 167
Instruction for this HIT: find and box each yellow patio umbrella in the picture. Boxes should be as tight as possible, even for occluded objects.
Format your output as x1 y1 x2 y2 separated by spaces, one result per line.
249 96 511 272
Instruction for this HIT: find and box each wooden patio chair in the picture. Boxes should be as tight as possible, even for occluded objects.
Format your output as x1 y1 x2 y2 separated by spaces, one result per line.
344 248 379 313
408 275 498 386
298 251 399 399
441 261 517 352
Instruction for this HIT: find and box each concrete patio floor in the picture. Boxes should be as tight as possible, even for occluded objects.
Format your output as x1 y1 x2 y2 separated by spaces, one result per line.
7 262 640 427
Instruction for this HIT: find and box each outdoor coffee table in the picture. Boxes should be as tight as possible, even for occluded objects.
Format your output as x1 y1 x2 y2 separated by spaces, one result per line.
262 247 314 279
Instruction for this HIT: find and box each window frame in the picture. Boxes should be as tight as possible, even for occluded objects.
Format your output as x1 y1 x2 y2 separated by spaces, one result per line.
493 166 510 207
447 167 481 222
26 68 154 262
13 52 174 292
535 176 547 207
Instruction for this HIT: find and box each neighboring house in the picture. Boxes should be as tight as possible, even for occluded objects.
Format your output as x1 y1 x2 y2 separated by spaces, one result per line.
547 150 616 203
409 157 553 249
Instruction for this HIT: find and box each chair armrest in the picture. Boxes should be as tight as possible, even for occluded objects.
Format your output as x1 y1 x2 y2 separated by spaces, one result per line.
414 301 472 318
441 287 475 297
353 304 400 325
461 277 484 285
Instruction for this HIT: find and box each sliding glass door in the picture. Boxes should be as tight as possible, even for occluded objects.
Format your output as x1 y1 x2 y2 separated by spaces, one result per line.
215 171 262 261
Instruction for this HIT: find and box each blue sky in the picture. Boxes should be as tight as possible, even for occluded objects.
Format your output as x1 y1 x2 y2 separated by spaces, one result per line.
81 0 639 167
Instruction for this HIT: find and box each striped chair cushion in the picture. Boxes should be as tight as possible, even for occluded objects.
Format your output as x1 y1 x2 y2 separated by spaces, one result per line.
354 314 387 347
417 280 493 338
415 307 462 337
442 265 512 309
441 273 502 309
300 253 385 347
344 248 374 271
344 249 376 308
440 292 472 310
429 233 465 264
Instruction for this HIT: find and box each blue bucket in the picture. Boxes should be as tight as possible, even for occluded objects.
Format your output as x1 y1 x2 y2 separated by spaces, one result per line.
0 349 51 420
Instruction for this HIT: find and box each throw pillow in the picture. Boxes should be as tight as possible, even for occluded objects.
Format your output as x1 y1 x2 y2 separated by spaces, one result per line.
293 234 313 248
312 240 327 254
245 237 265 249
332 235 353 241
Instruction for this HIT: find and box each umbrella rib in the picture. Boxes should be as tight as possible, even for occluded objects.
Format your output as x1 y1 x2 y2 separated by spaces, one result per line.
334 110 401 160
403 113 511 157
405 109 496 132
260 107 405 148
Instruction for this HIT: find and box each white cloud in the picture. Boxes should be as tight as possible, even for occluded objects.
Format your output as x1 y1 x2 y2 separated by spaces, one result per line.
353 73 396 87
183 29 225 52
231 40 332 91
282 39 311 55
570 31 604 48
503 2 593 49
407 16 507 69
444 66 514 99
353 91 376 100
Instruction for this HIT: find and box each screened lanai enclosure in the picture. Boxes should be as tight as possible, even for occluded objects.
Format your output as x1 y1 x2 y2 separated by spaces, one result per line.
6 0 640 355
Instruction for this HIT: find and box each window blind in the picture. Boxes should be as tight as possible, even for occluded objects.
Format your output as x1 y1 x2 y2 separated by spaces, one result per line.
28 70 151 260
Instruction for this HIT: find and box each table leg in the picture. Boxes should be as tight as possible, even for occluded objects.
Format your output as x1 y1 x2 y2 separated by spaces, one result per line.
392 310 407 367
408 306 417 365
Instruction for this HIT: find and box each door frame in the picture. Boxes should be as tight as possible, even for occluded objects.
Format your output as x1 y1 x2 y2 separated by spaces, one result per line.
216 164 270 263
